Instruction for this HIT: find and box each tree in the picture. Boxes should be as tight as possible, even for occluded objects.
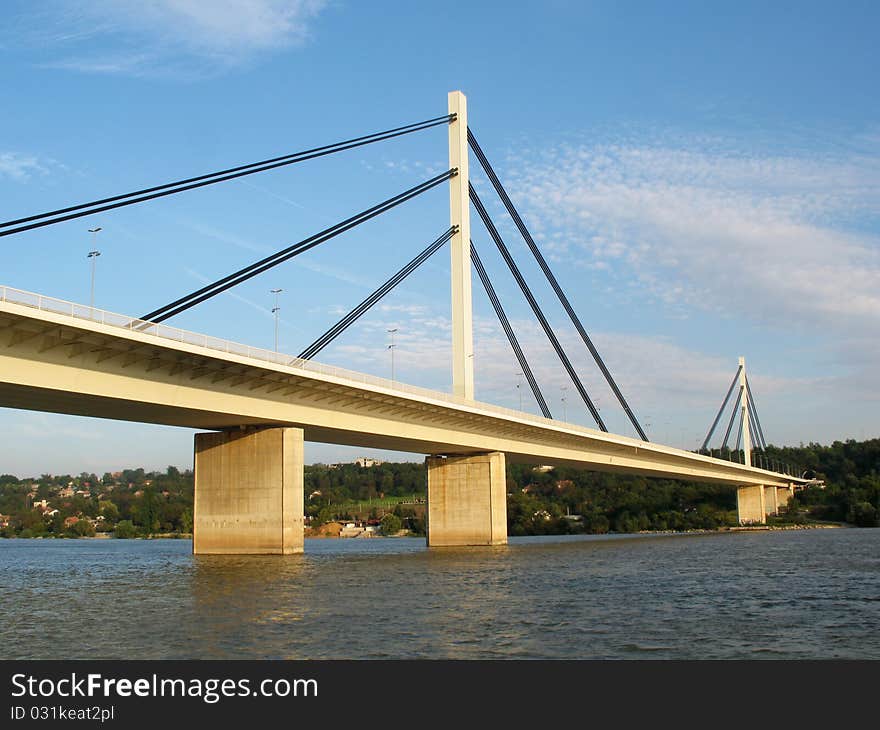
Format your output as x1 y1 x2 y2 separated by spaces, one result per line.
48 513 65 535
17 509 47 536
309 505 339 527
180 508 193 534
113 520 137 539
71 520 96 537
134 487 161 533
99 500 119 522
380 513 402 535
848 502 879 528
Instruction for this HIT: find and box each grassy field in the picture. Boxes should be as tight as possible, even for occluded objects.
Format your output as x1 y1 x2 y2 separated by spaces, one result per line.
329 494 426 515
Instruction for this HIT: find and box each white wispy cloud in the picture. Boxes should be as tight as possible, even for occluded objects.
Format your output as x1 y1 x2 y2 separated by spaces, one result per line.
0 152 48 181
182 266 308 335
129 0 326 52
360 158 447 179
179 219 274 255
14 0 328 77
462 130 879 443
44 54 158 76
376 303 430 316
501 136 880 331
311 302 825 443
470 318 813 414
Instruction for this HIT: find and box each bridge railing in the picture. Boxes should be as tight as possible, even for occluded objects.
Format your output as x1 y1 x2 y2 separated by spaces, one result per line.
0 284 803 479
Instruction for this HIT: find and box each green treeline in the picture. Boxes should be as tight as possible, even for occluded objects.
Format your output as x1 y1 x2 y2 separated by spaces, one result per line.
770 439 880 527
304 462 425 502
503 439 879 533
0 467 193 539
0 438 876 539
505 466 737 535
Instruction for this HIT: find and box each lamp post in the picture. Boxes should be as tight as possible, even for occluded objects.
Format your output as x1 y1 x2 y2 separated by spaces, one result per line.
270 288 282 352
561 385 568 422
387 328 398 383
516 380 523 411
86 242 101 309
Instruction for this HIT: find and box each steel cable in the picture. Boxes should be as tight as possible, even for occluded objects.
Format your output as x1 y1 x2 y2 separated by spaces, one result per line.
142 170 455 323
1 115 454 237
468 129 646 440
470 183 605 430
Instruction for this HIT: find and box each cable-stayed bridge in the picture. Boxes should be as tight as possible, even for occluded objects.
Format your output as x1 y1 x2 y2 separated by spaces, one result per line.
0 92 812 553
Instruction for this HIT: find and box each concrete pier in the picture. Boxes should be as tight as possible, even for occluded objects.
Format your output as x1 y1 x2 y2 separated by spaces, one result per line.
426 452 507 546
763 483 779 517
776 485 793 511
193 427 304 554
737 484 767 525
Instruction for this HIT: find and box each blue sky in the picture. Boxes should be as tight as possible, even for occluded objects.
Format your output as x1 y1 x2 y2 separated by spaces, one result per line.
1 1 878 476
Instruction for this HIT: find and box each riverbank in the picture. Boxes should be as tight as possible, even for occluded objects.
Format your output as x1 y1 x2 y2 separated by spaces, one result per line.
1 523 851 541
724 522 847 532
632 521 848 536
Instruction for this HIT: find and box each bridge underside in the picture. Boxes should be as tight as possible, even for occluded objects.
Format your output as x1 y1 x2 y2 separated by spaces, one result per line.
0 378 789 485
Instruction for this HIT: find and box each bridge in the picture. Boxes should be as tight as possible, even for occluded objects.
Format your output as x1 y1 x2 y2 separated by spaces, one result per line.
0 91 810 553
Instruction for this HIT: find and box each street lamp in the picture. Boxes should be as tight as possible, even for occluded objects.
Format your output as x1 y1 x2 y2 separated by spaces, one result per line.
270 288 282 352
86 244 101 311
387 328 398 383
516 380 523 411
561 385 568 422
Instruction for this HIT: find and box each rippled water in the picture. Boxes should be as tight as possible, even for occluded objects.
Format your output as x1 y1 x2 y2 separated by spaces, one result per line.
2 529 878 659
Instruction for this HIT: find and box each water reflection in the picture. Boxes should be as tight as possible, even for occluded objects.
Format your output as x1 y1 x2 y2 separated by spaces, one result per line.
192 554 310 658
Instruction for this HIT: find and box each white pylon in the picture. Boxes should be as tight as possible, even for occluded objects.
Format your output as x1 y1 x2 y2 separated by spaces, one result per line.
738 356 751 467
448 90 474 400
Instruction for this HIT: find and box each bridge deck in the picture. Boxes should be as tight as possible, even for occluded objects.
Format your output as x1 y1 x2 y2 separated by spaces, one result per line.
0 285 800 488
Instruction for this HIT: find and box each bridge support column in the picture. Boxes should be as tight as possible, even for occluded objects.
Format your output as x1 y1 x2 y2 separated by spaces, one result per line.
764 483 779 517
776 485 793 511
193 427 304 555
426 452 507 546
737 484 766 525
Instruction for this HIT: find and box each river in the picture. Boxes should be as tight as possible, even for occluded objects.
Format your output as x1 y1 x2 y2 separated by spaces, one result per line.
2 529 878 660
